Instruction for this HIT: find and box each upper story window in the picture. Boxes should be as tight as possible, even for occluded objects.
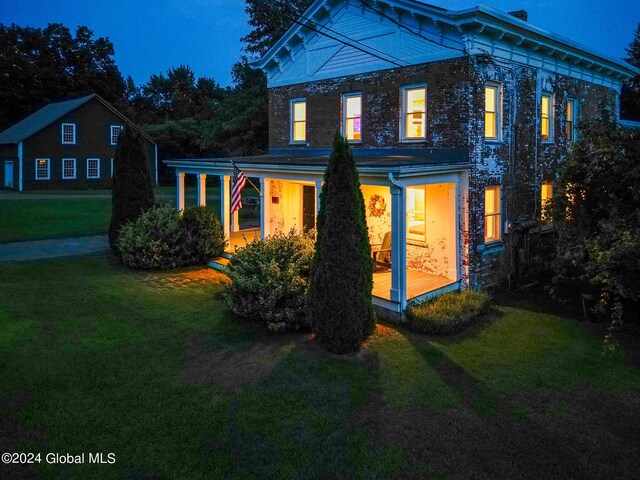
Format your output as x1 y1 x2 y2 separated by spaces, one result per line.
401 85 426 141
485 83 501 140
407 186 427 243
566 99 577 142
290 99 306 143
87 158 100 179
110 125 123 146
484 185 502 243
541 93 554 142
342 93 362 142
35 158 50 180
61 123 76 144
62 158 76 180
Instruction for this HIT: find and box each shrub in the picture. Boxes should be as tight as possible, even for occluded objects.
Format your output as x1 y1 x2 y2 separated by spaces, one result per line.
109 125 155 251
224 231 314 332
407 290 491 335
309 134 375 354
182 207 226 263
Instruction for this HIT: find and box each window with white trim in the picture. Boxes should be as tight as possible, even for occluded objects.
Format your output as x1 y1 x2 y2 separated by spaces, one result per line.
407 186 427 244
290 100 306 143
541 93 554 142
342 93 362 142
61 123 76 144
62 158 76 180
566 99 577 142
401 85 426 141
484 185 501 243
485 83 501 140
35 158 50 180
87 158 100 179
110 125 123 146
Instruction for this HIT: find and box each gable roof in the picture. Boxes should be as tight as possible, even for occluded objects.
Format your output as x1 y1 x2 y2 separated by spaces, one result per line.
0 94 156 145
254 0 639 88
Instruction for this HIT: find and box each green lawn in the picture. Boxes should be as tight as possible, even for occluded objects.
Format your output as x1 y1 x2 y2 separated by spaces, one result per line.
1 256 639 479
0 187 221 243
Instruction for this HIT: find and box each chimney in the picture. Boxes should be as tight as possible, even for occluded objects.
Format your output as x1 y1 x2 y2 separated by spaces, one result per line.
508 10 528 22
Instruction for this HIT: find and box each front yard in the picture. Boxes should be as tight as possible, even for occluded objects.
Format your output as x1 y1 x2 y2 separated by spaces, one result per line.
0 255 639 479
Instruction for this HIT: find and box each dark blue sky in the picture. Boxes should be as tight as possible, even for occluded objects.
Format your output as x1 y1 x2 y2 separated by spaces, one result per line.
1 0 639 87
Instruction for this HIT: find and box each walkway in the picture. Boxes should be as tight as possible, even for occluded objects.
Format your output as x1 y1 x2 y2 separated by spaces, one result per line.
0 235 110 263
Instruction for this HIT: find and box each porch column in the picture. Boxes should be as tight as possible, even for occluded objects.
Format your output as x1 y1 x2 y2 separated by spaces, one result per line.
390 184 407 307
231 210 240 233
315 179 323 214
176 171 185 212
260 177 271 239
220 175 231 239
197 174 207 207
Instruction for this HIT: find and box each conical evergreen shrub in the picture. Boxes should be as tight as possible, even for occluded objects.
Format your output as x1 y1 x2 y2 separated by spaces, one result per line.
109 125 155 251
309 133 375 353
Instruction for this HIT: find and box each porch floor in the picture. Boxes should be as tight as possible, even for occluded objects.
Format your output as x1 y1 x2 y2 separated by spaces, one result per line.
373 268 455 301
226 228 260 253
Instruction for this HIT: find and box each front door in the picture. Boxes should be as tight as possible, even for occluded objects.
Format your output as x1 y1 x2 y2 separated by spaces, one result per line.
4 161 13 188
302 185 316 232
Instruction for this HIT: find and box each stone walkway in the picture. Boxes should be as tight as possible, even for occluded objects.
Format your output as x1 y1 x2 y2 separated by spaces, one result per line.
0 235 110 263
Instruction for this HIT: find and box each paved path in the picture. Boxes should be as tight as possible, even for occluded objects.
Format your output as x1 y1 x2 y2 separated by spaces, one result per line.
0 235 110 263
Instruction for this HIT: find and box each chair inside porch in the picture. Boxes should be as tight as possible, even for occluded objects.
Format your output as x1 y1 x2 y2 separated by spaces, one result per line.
226 228 260 253
372 268 455 301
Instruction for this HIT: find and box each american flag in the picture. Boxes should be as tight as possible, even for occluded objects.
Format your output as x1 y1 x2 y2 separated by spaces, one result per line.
231 166 246 214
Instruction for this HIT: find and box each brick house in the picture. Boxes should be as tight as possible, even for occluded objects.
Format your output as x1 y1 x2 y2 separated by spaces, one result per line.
166 0 638 319
0 94 158 191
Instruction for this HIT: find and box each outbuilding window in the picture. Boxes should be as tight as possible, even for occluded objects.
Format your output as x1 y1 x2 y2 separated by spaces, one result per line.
62 158 76 180
35 158 50 180
62 123 76 144
110 125 123 146
484 185 501 243
401 85 426 141
342 93 362 142
485 83 501 140
87 158 100 179
290 99 306 143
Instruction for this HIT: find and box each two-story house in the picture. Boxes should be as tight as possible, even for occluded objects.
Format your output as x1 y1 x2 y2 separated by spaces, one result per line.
166 0 638 319
0 94 158 191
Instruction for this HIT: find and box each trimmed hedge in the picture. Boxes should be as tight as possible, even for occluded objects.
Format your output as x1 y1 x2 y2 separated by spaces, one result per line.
407 290 491 334
223 231 315 332
117 204 225 270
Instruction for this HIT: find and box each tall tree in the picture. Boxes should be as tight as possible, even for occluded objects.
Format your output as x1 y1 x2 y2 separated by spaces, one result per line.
309 134 375 354
621 22 640 121
0 23 125 129
109 125 155 251
242 0 313 57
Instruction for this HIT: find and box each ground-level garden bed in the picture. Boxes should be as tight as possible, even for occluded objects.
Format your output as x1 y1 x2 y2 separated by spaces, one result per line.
0 255 639 479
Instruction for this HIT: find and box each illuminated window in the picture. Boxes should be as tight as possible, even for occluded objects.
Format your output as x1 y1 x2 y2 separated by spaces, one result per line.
35 158 50 180
566 100 576 142
87 158 100 179
407 186 427 243
541 181 553 221
62 158 76 180
342 93 362 142
401 86 426 140
485 83 501 140
110 125 123 146
541 93 554 142
61 123 76 144
484 185 501 243
291 100 306 143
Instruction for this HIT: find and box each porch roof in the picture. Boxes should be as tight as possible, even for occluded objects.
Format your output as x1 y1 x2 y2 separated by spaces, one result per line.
165 148 469 177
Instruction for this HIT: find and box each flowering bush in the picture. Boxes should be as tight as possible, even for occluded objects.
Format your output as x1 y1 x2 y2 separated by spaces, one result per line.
223 230 315 332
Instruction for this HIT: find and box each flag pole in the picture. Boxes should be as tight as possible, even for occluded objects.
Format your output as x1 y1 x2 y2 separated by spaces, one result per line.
229 159 262 195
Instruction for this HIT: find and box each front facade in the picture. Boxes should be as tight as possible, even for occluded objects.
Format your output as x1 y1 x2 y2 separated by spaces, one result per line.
0 94 158 191
166 0 638 318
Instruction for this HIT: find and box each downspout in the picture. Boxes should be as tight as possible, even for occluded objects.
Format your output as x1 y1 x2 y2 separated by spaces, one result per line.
154 144 159 186
17 141 23 192
388 172 408 310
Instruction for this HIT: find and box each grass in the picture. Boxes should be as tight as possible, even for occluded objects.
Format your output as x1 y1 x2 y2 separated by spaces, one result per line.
0 256 639 478
407 290 490 334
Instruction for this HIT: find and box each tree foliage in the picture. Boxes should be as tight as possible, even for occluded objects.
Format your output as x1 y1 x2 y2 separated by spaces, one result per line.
309 134 375 354
621 22 640 121
109 125 155 250
549 118 640 338
0 23 125 129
